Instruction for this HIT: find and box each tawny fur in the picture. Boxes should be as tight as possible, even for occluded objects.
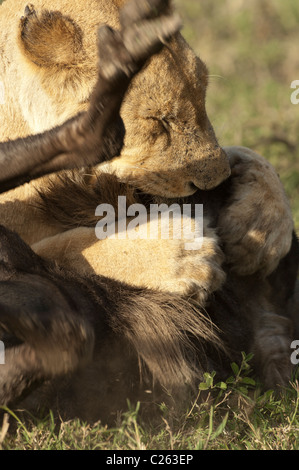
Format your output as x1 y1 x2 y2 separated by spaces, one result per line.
0 0 293 286
31 162 292 303
0 0 230 193
0 224 225 419
30 171 225 302
220 147 294 276
32 217 226 304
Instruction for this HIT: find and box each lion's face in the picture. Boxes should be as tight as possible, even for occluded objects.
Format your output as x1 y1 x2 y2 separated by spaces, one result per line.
0 0 230 197
99 35 230 196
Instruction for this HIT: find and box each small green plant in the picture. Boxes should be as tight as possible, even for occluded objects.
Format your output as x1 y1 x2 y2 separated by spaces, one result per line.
198 352 256 395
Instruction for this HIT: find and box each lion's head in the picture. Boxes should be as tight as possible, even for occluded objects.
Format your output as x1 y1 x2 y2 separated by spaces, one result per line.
0 0 230 197
104 33 230 196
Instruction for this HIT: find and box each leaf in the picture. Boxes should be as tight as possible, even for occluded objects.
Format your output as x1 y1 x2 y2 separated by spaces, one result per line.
226 376 235 384
216 381 227 390
231 362 240 376
204 373 214 388
211 413 229 440
241 377 256 386
198 383 209 391
242 351 254 362
238 386 249 396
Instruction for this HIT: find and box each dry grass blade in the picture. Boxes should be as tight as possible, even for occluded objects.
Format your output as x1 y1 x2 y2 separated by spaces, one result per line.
0 414 10 448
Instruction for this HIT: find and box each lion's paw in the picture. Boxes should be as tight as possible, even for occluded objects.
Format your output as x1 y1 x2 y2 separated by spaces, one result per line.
157 218 226 305
33 215 225 306
219 146 294 276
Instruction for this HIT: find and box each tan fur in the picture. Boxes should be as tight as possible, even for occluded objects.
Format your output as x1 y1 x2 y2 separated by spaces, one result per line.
0 0 294 297
30 170 226 302
220 147 294 276
31 146 294 295
0 0 230 193
0 0 296 401
32 217 226 304
0 176 64 244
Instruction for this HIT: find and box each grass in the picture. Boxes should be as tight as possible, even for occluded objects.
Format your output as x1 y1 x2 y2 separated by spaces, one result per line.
1 354 299 450
175 0 299 229
0 0 299 451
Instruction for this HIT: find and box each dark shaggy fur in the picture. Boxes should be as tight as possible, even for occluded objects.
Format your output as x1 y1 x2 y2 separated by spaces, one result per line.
1 164 298 422
0 223 224 421
34 165 233 231
0 166 298 421
36 170 140 230
0 216 298 423
35 165 299 394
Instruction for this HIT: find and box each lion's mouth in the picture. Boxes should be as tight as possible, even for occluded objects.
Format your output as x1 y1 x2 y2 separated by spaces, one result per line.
187 182 199 193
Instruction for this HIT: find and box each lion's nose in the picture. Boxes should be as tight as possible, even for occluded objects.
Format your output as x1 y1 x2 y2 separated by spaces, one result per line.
191 148 231 190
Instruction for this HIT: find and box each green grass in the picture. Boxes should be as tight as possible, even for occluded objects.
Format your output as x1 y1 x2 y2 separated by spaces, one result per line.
1 354 299 450
0 0 299 450
175 0 299 229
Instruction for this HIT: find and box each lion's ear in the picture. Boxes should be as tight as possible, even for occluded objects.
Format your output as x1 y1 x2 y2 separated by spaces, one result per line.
18 6 85 68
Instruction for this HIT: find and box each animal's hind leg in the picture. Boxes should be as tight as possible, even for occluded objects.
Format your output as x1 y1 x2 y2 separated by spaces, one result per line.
0 297 94 406
19 4 85 68
252 310 294 390
0 224 95 406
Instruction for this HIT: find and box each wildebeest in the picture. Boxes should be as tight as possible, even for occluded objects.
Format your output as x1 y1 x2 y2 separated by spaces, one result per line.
0 0 298 425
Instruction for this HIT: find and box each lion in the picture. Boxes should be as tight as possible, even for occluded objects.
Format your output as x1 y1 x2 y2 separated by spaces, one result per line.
0 0 293 285
0 0 297 399
0 0 231 421
0 0 230 194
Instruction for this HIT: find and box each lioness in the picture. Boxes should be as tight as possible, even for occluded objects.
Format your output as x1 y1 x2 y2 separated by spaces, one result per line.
0 0 230 193
0 0 227 420
0 0 293 287
0 1 297 423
